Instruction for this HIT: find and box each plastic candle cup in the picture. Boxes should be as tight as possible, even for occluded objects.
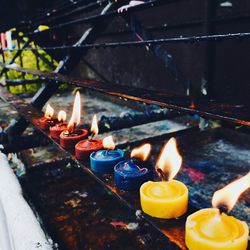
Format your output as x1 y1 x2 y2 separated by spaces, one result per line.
50 110 68 139
90 136 125 174
185 172 250 250
114 144 153 191
75 115 103 160
38 103 57 130
59 91 88 149
140 138 188 219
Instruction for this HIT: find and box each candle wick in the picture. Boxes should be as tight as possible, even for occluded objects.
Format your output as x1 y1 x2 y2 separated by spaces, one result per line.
156 168 169 182
89 132 95 140
218 204 229 215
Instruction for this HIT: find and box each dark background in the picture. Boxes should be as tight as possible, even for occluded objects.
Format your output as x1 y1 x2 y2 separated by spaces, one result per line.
1 0 250 106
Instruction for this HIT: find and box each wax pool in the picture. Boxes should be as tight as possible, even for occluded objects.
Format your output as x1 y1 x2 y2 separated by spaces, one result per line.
90 149 125 174
75 139 103 161
185 208 249 250
114 158 153 191
140 180 188 219
60 129 88 149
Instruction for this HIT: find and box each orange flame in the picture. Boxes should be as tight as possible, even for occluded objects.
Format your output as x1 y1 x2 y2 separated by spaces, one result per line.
212 172 250 212
68 91 81 129
90 115 99 136
57 110 67 122
103 136 115 150
155 138 182 181
44 103 54 118
130 144 151 161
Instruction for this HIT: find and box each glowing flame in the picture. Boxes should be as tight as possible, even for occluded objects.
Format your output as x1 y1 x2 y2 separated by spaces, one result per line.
90 115 99 136
212 172 250 212
68 91 81 129
44 103 54 118
130 144 151 161
155 138 182 181
103 136 115 150
57 110 67 122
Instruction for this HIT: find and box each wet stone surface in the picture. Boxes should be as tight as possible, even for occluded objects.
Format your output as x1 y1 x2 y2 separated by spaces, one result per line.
20 161 178 250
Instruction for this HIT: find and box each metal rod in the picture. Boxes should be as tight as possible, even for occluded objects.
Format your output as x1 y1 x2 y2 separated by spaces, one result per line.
6 32 250 53
17 0 172 38
29 0 110 30
2 63 250 127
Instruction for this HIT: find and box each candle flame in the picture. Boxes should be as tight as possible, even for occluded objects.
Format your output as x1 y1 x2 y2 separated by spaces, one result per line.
155 138 182 181
103 136 115 150
212 172 250 212
57 110 67 122
44 103 54 118
130 144 151 161
68 91 81 129
90 115 99 136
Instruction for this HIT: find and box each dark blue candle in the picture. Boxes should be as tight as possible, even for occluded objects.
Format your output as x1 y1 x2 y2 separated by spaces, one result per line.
90 149 125 174
114 158 153 191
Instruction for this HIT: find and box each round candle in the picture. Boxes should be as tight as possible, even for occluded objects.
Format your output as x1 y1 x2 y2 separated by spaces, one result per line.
186 172 250 250
140 180 188 218
75 139 103 160
90 149 125 174
140 138 188 219
50 123 68 139
50 110 67 139
75 114 103 160
38 103 57 130
114 158 153 191
185 208 249 250
60 129 88 149
59 91 87 149
90 135 124 174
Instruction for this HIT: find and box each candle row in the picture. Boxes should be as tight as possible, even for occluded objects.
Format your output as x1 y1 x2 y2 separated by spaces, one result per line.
37 92 250 250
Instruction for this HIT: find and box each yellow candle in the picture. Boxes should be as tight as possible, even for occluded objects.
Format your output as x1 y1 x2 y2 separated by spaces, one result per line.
185 172 250 250
140 138 189 219
185 208 249 250
140 180 188 218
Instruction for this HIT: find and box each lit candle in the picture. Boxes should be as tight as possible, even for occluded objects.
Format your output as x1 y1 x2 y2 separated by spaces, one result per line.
90 135 125 174
60 91 88 149
140 138 188 219
185 172 250 250
49 110 67 140
37 103 57 130
75 115 103 161
114 144 153 191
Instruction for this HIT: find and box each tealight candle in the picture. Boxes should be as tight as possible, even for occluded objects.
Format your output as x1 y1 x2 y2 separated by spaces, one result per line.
114 144 153 191
75 115 103 160
90 136 125 174
140 138 188 219
185 172 250 250
37 103 57 130
49 110 67 139
60 91 88 149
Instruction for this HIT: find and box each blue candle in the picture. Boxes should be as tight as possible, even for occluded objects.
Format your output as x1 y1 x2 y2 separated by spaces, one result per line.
90 149 125 174
114 158 153 191
114 144 153 191
90 136 125 174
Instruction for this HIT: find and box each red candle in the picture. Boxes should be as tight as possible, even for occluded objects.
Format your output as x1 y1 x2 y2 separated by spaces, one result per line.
59 91 88 149
75 114 103 160
60 129 88 149
75 139 103 160
50 110 67 139
38 103 57 130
